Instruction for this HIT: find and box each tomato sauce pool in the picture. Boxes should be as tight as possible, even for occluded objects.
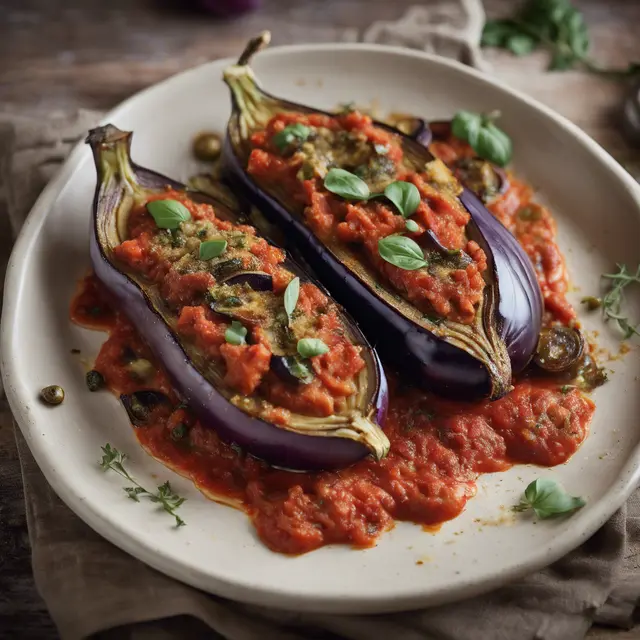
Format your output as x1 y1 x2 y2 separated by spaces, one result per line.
71 136 595 555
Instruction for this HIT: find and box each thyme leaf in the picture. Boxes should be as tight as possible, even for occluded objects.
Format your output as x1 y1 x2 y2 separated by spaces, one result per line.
99 443 186 527
600 264 640 339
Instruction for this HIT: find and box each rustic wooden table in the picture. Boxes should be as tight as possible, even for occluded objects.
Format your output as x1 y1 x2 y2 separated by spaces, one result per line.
1 1 639 638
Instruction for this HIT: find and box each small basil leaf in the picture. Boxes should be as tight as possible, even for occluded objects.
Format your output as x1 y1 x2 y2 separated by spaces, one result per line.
286 356 314 384
515 478 585 519
297 338 330 358
506 33 537 56
224 320 247 346
272 123 311 151
451 111 482 146
405 219 419 233
199 238 228 260
284 277 300 321
475 123 513 167
384 181 421 218
378 235 428 271
146 199 191 230
324 168 370 201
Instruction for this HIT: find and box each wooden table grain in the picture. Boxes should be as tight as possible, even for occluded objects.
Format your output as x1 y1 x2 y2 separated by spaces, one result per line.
1 1 639 638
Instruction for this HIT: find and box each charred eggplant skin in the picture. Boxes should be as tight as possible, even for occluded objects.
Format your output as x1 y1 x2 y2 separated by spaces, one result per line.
220 33 544 401
86 124 388 471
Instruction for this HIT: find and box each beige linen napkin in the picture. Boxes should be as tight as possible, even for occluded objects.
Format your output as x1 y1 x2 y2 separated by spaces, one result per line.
3 3 640 639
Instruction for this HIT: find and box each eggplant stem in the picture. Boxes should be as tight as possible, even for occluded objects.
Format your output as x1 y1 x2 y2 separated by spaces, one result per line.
237 31 271 66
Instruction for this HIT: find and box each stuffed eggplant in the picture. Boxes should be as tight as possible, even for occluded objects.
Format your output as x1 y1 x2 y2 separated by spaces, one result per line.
86 124 389 471
220 33 543 401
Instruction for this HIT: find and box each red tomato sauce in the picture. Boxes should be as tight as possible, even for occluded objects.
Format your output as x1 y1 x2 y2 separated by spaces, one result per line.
71 131 595 556
247 111 487 324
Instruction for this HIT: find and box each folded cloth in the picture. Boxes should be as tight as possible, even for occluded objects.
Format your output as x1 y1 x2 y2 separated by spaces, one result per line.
2 2 640 639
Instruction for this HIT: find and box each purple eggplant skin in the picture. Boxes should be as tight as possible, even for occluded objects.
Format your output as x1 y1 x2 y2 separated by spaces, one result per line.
85 125 388 472
220 34 544 401
222 271 273 290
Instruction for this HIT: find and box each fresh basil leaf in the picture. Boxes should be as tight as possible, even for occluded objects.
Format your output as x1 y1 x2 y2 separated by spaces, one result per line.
566 9 589 57
146 199 191 230
199 238 227 260
283 277 300 321
481 20 519 47
506 33 537 56
384 181 421 218
272 123 311 151
515 478 585 519
451 111 482 145
405 219 419 233
224 320 247 346
378 235 428 271
475 123 513 167
285 356 314 384
324 168 370 201
297 338 330 358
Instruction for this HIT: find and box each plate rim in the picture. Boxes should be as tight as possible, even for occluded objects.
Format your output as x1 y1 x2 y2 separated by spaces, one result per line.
3 41 640 614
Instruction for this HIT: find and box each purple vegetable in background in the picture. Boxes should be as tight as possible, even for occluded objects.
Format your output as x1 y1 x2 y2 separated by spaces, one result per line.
197 0 261 16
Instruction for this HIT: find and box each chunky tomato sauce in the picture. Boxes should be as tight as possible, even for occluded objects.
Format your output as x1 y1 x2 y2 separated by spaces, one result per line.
111 189 365 421
71 126 596 555
247 112 487 324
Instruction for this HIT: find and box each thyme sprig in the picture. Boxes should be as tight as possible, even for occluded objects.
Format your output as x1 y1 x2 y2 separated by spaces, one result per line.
600 264 640 339
99 443 186 527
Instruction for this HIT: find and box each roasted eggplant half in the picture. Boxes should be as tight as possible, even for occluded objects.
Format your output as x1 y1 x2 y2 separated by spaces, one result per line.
86 124 388 471
219 32 543 401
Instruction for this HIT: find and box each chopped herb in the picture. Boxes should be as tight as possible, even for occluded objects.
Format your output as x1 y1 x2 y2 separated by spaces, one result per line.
451 110 512 167
40 385 64 406
86 369 105 392
337 101 356 114
197 228 208 239
560 385 574 394
284 277 300 324
297 338 330 358
225 320 248 346
199 238 227 261
481 0 640 79
405 219 419 233
146 199 191 230
423 314 444 325
285 356 315 384
171 423 189 441
599 264 640 339
170 229 184 248
513 478 585 519
272 123 311 152
378 235 428 271
99 444 186 526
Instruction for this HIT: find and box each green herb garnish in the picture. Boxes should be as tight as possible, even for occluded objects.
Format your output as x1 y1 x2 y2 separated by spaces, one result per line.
272 123 311 151
384 181 421 218
286 356 315 384
225 320 248 346
378 235 428 271
451 111 512 167
99 444 186 527
297 338 330 358
580 296 602 311
199 238 227 260
324 168 371 201
482 0 640 78
146 199 191 230
171 423 189 441
513 478 585 519
284 276 300 324
405 219 419 233
600 264 640 339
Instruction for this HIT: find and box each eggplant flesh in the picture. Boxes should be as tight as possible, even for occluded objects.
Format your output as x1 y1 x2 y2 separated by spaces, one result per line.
85 124 389 471
220 33 544 401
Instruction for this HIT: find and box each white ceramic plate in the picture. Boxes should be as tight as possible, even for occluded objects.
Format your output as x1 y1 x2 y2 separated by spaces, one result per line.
3 44 640 614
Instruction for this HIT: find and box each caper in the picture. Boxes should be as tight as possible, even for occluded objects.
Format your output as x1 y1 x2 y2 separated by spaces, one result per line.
581 296 602 311
86 369 105 392
40 385 65 406
192 132 222 162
